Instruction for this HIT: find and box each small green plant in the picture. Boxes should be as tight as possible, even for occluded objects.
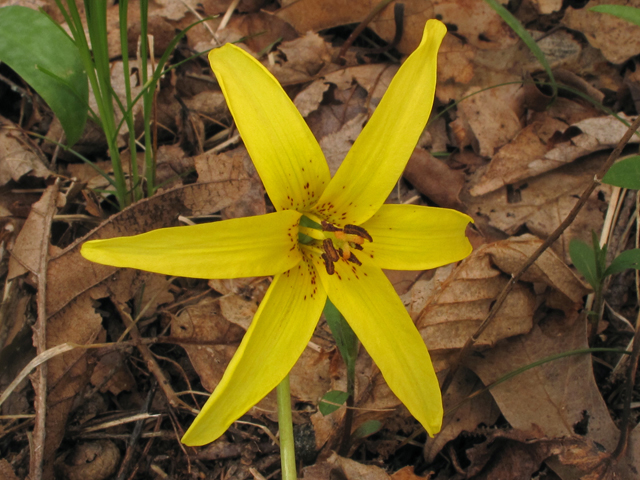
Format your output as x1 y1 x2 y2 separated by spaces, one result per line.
0 1 203 209
570 231 640 339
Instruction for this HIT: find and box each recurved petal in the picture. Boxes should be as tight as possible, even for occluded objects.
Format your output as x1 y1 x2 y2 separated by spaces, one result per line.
81 210 302 278
311 252 443 436
209 44 331 211
181 258 326 446
313 20 447 225
361 204 473 270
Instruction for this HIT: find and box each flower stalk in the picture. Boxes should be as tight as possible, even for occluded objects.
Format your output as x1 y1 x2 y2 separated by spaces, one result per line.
276 375 297 480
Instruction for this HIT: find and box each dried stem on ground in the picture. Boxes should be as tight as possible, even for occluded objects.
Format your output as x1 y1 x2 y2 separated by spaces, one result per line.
111 297 198 414
441 114 640 395
30 180 59 480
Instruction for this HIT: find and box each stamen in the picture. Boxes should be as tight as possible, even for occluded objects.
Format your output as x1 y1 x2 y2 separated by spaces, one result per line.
299 226 325 241
321 253 335 275
350 242 364 251
321 220 342 232
341 242 351 262
322 239 340 262
343 224 373 242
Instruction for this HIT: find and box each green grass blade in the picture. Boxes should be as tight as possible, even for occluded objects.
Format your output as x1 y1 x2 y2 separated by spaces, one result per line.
0 6 88 145
590 5 640 26
482 0 557 98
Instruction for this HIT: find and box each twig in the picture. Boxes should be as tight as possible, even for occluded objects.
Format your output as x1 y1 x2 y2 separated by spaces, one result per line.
217 0 241 32
335 0 398 64
441 114 640 394
116 381 157 480
29 180 60 480
112 297 198 414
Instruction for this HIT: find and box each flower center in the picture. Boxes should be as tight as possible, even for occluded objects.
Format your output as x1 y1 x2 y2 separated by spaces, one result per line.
298 216 373 275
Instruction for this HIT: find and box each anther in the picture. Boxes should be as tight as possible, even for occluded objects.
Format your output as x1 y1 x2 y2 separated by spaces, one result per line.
348 253 362 266
350 242 364 251
321 253 335 275
321 220 342 232
343 224 373 242
322 239 340 262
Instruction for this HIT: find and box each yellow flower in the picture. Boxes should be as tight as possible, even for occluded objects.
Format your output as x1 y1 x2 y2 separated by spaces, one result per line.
81 19 472 446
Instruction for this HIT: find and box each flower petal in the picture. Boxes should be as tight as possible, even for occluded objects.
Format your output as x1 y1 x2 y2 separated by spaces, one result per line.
361 204 473 270
81 211 302 278
311 252 443 436
209 44 331 211
182 258 326 446
313 20 447 225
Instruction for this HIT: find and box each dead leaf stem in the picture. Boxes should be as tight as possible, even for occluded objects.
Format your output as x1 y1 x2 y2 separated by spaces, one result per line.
441 114 640 394
30 180 59 480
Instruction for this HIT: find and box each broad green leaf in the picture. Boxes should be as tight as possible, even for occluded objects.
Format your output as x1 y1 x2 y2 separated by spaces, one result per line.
604 249 640 277
569 239 600 289
0 6 88 145
323 298 358 376
319 390 350 416
590 5 640 27
351 420 382 439
602 156 640 189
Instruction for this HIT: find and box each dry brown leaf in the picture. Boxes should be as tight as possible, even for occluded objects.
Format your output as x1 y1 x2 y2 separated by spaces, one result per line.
457 84 524 157
412 253 536 353
466 153 613 262
469 316 618 451
47 180 249 317
424 368 500 463
319 113 367 175
0 459 20 480
464 430 616 480
328 452 391 480
390 466 423 479
469 113 569 196
43 294 105 478
8 183 60 279
563 0 640 65
530 0 563 14
411 234 589 354
268 33 335 86
89 350 136 396
622 423 640 476
277 0 516 55
216 12 298 54
403 148 465 209
0 117 51 185
171 297 245 392
294 79 331 118
35 180 248 473
194 147 266 218
488 234 590 304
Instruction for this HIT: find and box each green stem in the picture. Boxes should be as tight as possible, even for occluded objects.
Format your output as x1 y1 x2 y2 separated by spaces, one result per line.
276 375 297 480
119 0 141 202
338 363 355 456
